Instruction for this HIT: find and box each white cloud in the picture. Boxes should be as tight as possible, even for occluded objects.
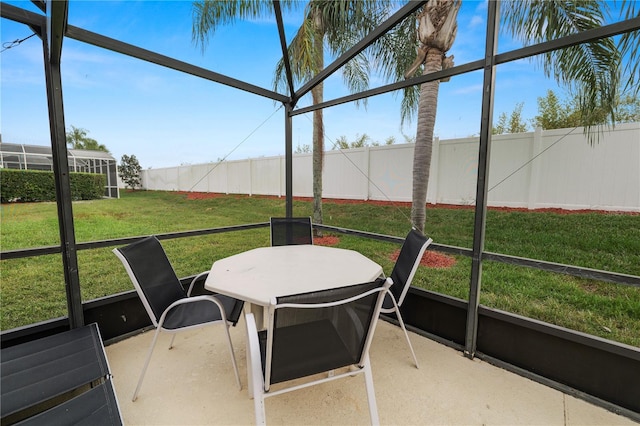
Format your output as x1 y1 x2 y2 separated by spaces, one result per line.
453 84 483 95
469 15 484 28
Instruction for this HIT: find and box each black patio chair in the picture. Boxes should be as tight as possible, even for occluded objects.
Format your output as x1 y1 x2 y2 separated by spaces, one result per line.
270 217 313 246
113 235 243 401
246 277 392 425
381 228 432 368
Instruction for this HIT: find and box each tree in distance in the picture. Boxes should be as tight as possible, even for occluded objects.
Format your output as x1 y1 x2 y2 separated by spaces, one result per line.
118 154 142 190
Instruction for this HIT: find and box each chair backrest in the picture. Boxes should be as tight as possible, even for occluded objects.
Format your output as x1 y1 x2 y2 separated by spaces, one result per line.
264 278 391 388
387 228 433 308
270 217 313 246
113 236 186 326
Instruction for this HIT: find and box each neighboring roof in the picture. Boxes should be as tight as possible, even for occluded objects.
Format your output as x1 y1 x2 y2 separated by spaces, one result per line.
0 142 115 161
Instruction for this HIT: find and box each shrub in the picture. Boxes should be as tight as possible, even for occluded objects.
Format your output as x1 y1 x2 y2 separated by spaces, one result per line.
117 154 142 189
0 169 105 203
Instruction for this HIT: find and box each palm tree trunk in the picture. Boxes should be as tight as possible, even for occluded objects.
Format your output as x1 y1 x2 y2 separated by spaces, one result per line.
311 22 324 233
312 84 323 228
411 48 443 233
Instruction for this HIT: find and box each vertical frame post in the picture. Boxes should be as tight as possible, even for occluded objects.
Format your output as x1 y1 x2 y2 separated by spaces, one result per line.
465 0 500 358
42 0 84 329
284 104 293 217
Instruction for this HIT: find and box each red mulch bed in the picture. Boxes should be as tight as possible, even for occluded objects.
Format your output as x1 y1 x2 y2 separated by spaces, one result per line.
315 235 455 268
179 191 227 200
176 191 637 215
314 236 340 246
390 249 457 269
177 191 634 269
178 190 459 267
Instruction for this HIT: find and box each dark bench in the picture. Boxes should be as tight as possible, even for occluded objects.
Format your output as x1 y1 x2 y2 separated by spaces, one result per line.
1 323 123 425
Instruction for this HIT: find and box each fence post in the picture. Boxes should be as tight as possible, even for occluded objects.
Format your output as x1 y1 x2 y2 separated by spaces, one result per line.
248 158 253 197
225 162 229 195
365 146 371 201
528 127 543 210
279 155 283 198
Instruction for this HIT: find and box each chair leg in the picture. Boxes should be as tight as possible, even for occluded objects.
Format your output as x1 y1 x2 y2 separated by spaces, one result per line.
363 355 380 426
246 313 266 422
395 306 420 369
168 334 177 349
253 392 267 425
245 319 255 400
132 326 162 401
223 323 242 390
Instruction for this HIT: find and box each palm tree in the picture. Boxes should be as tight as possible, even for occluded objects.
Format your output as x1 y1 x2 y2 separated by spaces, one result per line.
192 0 386 228
66 125 109 152
372 0 635 233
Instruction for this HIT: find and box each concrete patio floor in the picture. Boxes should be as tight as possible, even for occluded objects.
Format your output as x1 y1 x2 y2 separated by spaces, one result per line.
105 318 637 425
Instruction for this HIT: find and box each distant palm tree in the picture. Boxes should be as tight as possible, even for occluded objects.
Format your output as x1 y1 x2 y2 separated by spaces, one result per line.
372 0 636 232
66 125 109 152
192 0 387 228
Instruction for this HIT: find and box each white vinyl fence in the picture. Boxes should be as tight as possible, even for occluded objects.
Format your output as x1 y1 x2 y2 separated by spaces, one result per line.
141 122 640 212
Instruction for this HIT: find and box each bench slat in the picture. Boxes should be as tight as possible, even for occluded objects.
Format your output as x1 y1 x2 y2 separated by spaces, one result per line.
1 323 122 425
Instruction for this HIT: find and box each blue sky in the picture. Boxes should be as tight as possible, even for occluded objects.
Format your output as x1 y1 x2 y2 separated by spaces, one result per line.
0 1 620 169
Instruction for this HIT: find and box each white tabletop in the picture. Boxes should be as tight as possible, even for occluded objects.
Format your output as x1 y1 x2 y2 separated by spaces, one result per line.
204 245 383 306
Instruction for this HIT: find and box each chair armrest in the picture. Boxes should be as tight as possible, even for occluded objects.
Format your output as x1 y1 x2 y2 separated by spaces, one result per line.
187 271 210 296
158 295 230 328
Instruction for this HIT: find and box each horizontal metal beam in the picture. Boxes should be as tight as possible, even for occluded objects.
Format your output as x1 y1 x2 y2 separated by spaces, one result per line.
1 2 45 27
0 223 269 260
496 15 640 65
291 60 484 116
2 2 287 102
3 222 637 287
64 26 289 104
295 1 426 101
292 15 640 117
482 252 640 287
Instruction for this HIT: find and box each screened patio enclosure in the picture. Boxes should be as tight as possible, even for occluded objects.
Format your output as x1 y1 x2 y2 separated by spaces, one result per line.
0 142 119 198
1 0 639 422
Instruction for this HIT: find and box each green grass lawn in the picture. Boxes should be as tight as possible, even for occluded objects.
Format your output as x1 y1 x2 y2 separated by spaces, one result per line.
1 190 639 347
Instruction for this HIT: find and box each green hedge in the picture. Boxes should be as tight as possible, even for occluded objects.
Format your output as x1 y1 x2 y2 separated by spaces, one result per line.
1 169 106 203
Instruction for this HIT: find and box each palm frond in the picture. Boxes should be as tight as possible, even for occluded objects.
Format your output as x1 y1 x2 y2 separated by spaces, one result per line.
502 0 622 139
192 0 280 51
273 17 319 94
618 0 640 95
368 12 419 83
400 85 420 125
341 55 370 108
274 0 398 103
